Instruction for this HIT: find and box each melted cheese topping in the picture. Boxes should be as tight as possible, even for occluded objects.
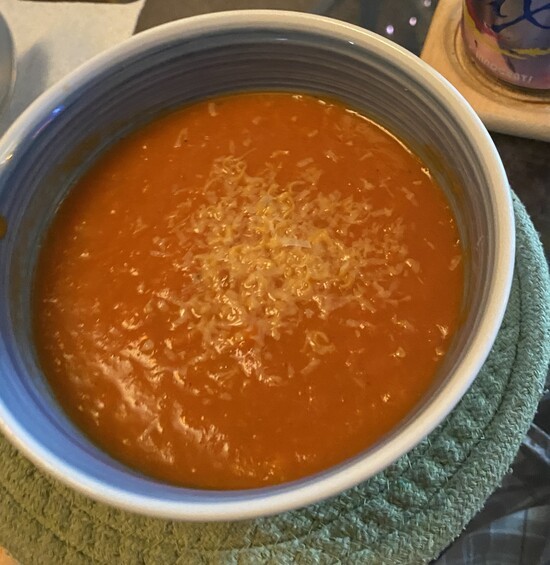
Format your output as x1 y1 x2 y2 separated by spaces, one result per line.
159 154 413 383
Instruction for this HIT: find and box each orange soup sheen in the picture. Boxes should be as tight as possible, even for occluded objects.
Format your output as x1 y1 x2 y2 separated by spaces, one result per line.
34 93 464 489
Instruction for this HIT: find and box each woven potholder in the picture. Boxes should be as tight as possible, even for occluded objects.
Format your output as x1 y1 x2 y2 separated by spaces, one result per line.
1 193 549 565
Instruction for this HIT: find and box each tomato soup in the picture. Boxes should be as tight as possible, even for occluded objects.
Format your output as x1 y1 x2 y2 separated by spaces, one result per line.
33 93 464 489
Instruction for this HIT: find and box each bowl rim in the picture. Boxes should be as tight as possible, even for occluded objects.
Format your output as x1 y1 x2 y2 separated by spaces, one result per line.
0 10 515 521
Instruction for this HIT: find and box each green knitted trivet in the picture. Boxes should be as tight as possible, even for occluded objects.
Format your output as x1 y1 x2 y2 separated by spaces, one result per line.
1 192 549 565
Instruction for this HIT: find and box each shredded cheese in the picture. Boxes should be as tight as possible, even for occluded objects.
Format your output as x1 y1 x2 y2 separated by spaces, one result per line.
154 155 413 378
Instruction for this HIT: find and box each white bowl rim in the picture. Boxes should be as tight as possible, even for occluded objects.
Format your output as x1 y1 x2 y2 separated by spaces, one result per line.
0 10 515 521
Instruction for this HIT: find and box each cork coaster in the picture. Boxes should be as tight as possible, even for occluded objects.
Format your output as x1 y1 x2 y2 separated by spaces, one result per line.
420 0 550 142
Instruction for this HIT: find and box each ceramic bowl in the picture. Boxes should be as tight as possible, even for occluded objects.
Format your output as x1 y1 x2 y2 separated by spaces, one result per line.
0 11 514 521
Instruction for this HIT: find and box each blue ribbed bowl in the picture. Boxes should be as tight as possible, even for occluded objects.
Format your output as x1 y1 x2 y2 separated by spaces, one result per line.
0 11 514 521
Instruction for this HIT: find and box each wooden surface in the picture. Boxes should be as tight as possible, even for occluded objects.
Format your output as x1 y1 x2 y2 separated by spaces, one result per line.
421 0 550 142
0 548 17 565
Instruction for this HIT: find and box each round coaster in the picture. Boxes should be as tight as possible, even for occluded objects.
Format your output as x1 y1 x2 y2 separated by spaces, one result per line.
0 193 548 565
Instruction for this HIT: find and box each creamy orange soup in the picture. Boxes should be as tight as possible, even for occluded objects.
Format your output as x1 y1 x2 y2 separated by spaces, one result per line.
34 93 463 489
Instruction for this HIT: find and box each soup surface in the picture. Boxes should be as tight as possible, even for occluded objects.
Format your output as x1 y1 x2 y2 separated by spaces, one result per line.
34 93 463 489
